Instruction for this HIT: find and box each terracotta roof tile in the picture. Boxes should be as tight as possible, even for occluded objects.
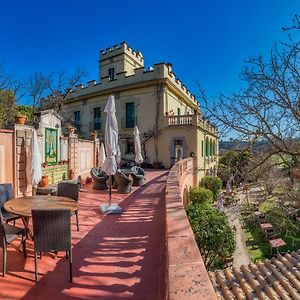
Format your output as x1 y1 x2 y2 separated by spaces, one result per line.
209 250 300 300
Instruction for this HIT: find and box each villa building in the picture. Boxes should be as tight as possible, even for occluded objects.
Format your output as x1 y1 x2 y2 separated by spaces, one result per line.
42 42 218 181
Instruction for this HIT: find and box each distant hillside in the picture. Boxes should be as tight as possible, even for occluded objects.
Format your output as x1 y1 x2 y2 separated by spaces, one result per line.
219 139 269 154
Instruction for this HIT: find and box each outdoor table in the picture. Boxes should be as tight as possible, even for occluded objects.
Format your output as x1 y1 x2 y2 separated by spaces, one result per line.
4 195 77 239
269 238 286 254
260 223 273 231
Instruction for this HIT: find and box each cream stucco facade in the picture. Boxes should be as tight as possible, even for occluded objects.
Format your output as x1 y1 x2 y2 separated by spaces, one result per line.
42 42 218 182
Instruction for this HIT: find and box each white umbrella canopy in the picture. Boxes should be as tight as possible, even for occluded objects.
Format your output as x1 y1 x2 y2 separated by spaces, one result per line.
100 95 122 213
226 180 232 194
98 142 106 168
101 95 119 176
133 125 143 165
26 129 42 189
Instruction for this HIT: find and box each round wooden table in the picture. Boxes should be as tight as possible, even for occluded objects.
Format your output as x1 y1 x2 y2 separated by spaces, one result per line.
4 195 77 238
4 195 77 217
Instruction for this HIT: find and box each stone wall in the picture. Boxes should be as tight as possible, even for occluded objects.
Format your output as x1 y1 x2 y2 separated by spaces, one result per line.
165 158 217 300
0 124 98 197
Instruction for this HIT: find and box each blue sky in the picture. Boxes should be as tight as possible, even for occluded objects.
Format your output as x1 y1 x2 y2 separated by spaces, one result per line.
1 0 300 103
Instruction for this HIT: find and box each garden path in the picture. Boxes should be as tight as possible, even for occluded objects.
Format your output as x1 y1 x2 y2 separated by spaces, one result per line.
224 191 251 268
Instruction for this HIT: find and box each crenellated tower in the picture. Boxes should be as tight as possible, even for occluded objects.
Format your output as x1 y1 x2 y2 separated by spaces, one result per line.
99 42 144 81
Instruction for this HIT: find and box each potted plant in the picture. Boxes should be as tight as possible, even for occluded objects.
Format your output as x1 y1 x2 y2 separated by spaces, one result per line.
67 124 76 134
90 130 98 139
14 113 27 125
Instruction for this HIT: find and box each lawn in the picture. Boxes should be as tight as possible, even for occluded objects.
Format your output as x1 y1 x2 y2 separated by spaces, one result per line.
243 222 272 262
242 204 300 262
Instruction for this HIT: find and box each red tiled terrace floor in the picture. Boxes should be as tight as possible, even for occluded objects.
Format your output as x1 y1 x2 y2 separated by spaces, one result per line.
0 170 168 300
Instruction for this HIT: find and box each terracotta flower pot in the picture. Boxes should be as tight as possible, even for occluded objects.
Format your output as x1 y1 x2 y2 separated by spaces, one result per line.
14 115 27 125
68 127 76 134
39 175 49 187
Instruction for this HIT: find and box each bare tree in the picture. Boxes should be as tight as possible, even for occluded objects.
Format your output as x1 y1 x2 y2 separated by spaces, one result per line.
202 33 300 173
27 68 87 113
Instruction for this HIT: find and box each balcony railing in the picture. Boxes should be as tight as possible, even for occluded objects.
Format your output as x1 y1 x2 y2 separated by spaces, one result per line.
166 114 218 135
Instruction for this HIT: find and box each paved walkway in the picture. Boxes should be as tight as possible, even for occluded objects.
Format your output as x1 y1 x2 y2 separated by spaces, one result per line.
0 170 168 300
224 191 250 268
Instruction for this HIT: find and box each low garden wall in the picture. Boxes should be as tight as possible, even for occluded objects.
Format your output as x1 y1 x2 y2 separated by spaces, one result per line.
165 157 217 299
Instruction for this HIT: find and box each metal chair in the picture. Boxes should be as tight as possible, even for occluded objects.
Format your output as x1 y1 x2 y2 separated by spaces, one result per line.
0 183 21 224
0 210 27 276
57 182 79 231
130 166 145 186
32 209 72 283
90 167 108 190
114 170 133 194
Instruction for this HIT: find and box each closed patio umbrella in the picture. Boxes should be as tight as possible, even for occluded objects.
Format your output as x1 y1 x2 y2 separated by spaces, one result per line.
101 95 122 214
27 129 42 194
98 142 106 168
133 125 143 165
226 180 232 194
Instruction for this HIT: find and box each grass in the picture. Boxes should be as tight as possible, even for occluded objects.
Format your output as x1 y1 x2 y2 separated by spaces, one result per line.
242 204 300 262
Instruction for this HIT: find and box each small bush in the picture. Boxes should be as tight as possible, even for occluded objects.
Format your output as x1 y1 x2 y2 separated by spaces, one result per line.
189 187 214 204
200 176 222 200
186 203 235 270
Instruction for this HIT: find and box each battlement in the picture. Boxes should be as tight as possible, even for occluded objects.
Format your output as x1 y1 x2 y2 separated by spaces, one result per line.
100 42 144 63
61 62 198 108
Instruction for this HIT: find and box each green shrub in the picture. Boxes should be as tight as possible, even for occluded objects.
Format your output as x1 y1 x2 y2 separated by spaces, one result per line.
186 203 235 270
200 176 222 200
189 187 214 204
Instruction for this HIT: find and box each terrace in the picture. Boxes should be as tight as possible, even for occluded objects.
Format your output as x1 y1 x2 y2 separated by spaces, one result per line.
1 170 168 299
0 159 217 300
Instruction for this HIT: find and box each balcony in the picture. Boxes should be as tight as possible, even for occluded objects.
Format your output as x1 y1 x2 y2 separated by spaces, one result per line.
166 114 218 136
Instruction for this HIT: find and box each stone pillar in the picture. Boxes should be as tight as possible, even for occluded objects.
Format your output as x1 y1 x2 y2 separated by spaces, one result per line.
15 125 33 197
68 133 79 179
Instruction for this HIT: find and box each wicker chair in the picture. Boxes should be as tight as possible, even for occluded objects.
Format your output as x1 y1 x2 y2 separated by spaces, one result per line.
0 210 27 276
0 183 21 224
114 170 133 194
130 166 145 186
32 209 72 283
90 167 108 190
57 182 79 231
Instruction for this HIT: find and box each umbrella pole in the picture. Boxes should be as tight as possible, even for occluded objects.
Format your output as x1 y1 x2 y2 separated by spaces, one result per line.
109 175 112 206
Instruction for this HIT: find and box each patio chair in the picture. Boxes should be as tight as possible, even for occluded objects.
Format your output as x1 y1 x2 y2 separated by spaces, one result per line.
32 209 72 283
57 182 79 231
130 166 145 186
114 170 133 194
0 183 21 224
90 167 108 190
0 210 27 276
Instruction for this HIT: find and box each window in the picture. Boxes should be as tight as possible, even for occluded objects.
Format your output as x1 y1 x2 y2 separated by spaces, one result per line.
74 111 80 132
125 138 134 154
201 140 204 157
108 68 115 81
205 137 209 157
94 107 101 130
126 102 135 128
177 107 181 115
